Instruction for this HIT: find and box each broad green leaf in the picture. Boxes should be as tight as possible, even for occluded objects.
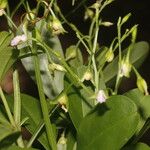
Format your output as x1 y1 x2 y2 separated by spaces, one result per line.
66 131 76 150
6 94 50 150
122 142 150 150
0 31 19 81
124 89 150 133
2 145 39 150
67 84 83 130
77 95 139 150
66 79 94 130
20 20 64 99
0 123 20 148
103 41 149 84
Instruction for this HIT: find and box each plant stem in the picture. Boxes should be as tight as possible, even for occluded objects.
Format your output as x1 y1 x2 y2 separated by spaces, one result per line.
0 86 15 126
114 18 122 94
4 11 18 31
31 30 57 150
92 9 99 92
31 38 93 96
92 27 99 92
27 104 59 148
13 69 25 148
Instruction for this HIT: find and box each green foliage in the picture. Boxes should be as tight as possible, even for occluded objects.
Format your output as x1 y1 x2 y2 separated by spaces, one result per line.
103 41 149 85
122 143 150 150
0 31 19 81
77 95 139 150
0 0 150 149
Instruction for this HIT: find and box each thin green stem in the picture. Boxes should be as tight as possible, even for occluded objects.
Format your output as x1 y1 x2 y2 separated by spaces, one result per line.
11 0 25 18
92 8 99 92
92 27 99 92
13 69 25 148
27 104 59 148
114 18 122 94
0 86 15 126
4 11 18 31
31 30 57 150
13 70 21 125
31 38 93 96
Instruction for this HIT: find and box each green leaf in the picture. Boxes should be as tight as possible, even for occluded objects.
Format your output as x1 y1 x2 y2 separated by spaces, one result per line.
77 95 139 150
6 94 50 150
124 89 150 133
21 20 64 99
0 123 20 148
0 105 20 148
122 142 150 150
66 79 94 130
103 41 149 84
66 131 76 150
0 31 19 81
2 145 39 150
67 84 83 130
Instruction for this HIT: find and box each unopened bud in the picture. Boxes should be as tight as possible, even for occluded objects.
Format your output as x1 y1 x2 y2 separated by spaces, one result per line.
65 45 77 61
58 93 68 106
121 13 131 25
82 70 93 81
137 77 149 95
50 17 65 35
131 26 138 43
101 21 113 27
84 8 94 20
91 2 101 9
105 49 114 62
58 133 67 144
48 63 66 72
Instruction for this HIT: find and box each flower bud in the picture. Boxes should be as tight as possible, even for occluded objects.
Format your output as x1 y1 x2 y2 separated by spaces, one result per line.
65 45 77 61
82 70 93 81
58 93 68 113
105 49 114 62
91 1 101 9
48 63 66 72
58 134 67 145
131 26 137 43
137 77 149 95
101 21 113 27
121 13 131 25
49 17 65 35
96 90 107 103
84 8 94 20
119 59 131 78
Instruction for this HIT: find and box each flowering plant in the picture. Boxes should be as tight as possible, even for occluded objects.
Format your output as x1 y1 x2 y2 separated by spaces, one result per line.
0 0 150 150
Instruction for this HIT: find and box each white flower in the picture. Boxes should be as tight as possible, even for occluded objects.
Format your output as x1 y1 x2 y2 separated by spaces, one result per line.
0 9 5 16
96 90 107 103
11 34 27 46
119 60 131 78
